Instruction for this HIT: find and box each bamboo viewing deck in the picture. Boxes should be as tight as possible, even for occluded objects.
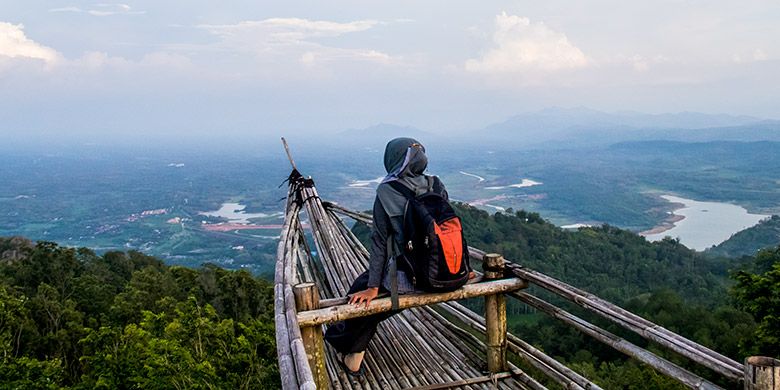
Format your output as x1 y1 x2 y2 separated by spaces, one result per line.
274 139 779 390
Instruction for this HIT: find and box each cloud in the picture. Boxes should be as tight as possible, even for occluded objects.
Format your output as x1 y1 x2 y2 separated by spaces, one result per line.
465 13 587 73
200 18 378 43
0 21 199 85
197 17 394 68
49 3 144 16
299 48 391 67
0 22 60 64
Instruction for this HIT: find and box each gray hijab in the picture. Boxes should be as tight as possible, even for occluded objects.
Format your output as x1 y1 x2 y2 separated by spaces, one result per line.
377 137 432 217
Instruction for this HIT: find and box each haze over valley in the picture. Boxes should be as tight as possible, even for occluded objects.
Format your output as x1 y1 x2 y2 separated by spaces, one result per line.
3 110 780 274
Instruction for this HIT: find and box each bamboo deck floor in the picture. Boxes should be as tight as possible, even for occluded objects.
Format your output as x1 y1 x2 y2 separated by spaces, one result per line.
324 309 529 389
296 183 534 389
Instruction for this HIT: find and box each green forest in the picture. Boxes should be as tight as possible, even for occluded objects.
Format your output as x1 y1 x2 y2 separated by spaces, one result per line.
452 204 780 388
0 237 280 389
709 215 780 258
3 203 780 389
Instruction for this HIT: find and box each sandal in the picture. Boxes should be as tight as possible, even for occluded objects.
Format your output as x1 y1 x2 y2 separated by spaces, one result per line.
337 353 366 380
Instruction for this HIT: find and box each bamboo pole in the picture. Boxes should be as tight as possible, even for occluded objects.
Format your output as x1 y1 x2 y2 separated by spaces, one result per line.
484 253 508 373
294 283 329 389
468 245 743 381
281 212 316 389
296 278 526 327
415 309 487 382
324 202 373 224
286 277 317 390
439 301 599 390
429 304 579 390
408 370 522 390
393 313 455 385
511 291 723 390
504 263 744 381
274 282 298 390
301 188 344 296
281 137 298 171
271 169 317 390
744 356 780 390
419 307 487 367
295 226 315 284
275 191 301 390
319 296 350 308
412 309 544 390
376 320 422 387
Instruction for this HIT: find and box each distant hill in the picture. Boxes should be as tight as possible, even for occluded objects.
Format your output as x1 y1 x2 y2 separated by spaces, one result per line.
486 107 762 132
608 140 780 157
477 107 779 147
708 215 780 258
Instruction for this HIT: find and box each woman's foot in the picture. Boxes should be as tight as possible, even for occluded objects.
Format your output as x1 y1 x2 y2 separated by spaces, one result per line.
344 351 365 372
338 351 366 378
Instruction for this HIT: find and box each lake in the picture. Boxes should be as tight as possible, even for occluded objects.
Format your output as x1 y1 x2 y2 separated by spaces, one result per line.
642 195 769 251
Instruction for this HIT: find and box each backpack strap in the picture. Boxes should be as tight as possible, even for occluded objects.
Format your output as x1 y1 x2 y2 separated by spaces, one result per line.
388 235 399 310
385 180 414 311
431 176 444 194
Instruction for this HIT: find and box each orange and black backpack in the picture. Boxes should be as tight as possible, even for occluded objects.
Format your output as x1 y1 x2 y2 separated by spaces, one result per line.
388 177 471 292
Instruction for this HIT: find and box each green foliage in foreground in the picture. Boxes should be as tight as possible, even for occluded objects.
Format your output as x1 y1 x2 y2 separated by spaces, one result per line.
0 237 279 389
452 205 780 387
733 246 780 358
709 215 780 258
568 359 684 390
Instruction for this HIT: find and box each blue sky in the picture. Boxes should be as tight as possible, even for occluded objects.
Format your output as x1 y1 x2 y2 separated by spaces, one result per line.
1 1 778 143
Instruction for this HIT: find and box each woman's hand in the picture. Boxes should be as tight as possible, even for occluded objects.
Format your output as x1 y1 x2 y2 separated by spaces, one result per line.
349 287 379 307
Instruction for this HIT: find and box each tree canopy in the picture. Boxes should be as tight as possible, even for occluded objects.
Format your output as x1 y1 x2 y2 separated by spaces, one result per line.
0 237 279 389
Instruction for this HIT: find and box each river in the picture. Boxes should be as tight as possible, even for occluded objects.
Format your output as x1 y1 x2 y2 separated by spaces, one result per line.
642 195 769 251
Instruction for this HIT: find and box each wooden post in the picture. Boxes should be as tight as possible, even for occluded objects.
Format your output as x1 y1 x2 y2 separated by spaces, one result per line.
294 283 329 389
745 356 780 390
483 253 508 373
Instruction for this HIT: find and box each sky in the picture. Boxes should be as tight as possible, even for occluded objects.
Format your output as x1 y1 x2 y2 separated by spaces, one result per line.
1 1 779 144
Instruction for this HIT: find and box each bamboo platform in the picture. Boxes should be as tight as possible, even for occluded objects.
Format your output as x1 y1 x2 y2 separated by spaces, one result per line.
274 139 777 390
276 169 541 389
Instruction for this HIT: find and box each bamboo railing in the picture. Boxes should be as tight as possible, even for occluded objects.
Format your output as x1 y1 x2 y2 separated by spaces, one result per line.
275 180 317 389
274 139 776 389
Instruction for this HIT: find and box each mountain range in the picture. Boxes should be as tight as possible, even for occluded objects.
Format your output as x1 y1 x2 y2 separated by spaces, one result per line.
335 107 780 148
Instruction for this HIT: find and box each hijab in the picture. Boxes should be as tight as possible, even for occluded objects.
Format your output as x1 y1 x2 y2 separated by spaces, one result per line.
377 137 432 217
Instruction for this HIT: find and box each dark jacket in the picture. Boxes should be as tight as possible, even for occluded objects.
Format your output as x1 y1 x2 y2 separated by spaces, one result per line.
367 176 449 289
367 137 442 290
